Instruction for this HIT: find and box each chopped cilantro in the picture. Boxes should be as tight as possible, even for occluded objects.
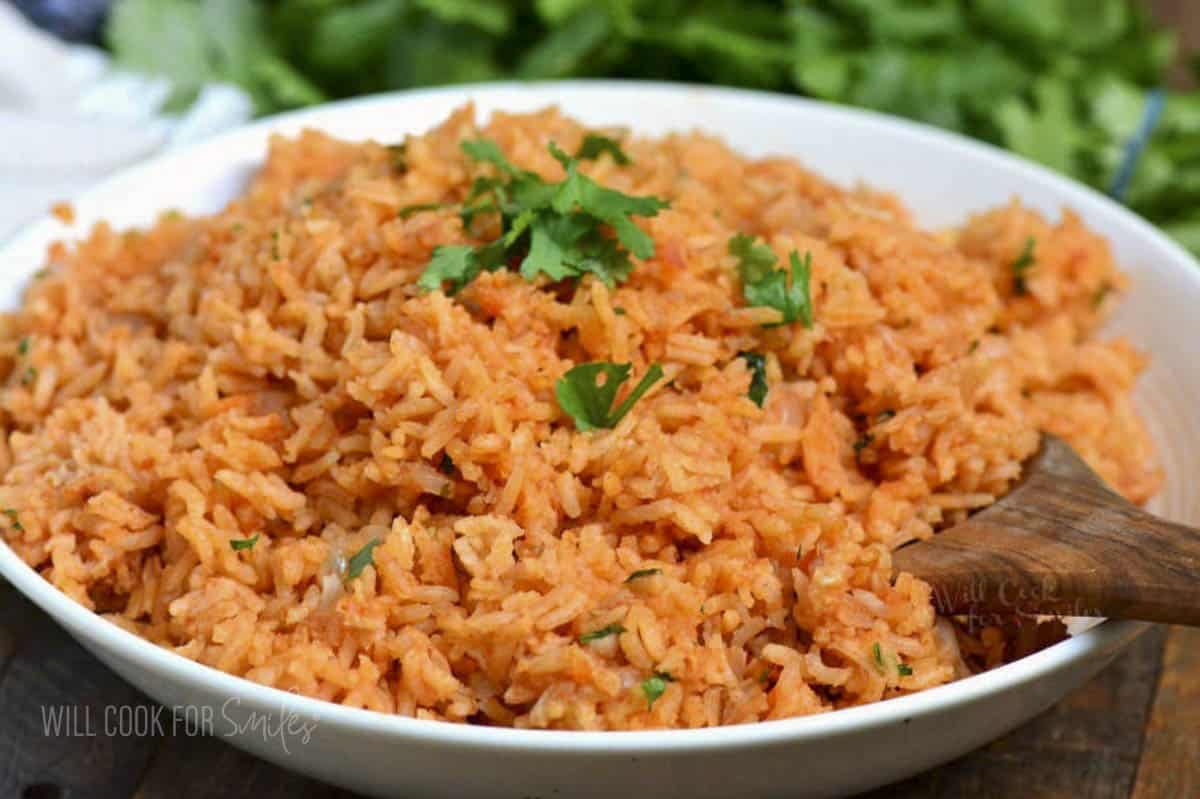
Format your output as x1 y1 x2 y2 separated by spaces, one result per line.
624 567 663 584
21 367 37 386
728 235 813 327
613 306 627 316
736 351 769 407
1092 282 1113 309
641 671 674 708
853 433 875 454
387 141 408 172
345 538 382 581
417 138 668 293
17 337 29 357
439 453 456 475
871 642 912 678
398 202 451 219
575 133 631 165
1011 236 1036 296
579 623 626 644
33 268 49 280
871 642 886 673
230 534 259 551
555 361 664 432
2 508 23 532
875 409 896 423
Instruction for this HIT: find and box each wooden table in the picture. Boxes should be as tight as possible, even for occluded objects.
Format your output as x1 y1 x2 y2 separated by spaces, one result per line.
1 579 1196 799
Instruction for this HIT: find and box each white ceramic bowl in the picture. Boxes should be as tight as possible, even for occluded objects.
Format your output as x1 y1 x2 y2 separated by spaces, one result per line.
2 82 1196 799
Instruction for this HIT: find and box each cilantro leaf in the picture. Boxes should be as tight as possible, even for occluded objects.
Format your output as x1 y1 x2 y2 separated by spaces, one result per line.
641 671 674 708
548 142 668 259
398 202 451 219
737 352 768 407
730 236 813 327
624 567 663 584
419 138 667 293
346 538 382 581
579 623 626 644
2 508 23 532
555 362 664 432
576 133 631 165
230 534 259 551
1011 236 1037 296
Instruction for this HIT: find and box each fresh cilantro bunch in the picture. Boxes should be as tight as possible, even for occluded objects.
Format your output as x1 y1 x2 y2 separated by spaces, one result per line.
417 136 668 294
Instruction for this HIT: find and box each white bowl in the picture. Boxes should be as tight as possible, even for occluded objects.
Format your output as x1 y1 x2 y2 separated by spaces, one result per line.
2 82 1196 799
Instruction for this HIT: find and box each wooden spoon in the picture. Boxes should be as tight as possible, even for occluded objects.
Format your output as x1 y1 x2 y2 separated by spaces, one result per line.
892 434 1200 626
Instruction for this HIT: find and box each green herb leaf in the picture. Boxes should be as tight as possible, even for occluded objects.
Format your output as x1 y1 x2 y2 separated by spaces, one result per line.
624 567 663 584
729 236 813 327
1092 282 1113 309
641 671 674 708
579 623 626 644
21 367 37 387
870 642 886 674
17 337 29 357
230 534 259 551
417 242 504 294
853 433 875 454
419 138 666 293
346 538 382 581
439 453 456 475
897 663 914 677
555 362 664 432
398 202 451 219
2 508 23 532
1011 236 1037 296
575 133 631 165
737 351 769 407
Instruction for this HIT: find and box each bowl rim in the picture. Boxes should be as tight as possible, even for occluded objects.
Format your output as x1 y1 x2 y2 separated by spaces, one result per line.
0 78 1180 753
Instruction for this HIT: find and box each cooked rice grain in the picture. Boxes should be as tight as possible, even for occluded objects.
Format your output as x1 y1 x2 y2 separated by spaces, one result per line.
0 106 1160 729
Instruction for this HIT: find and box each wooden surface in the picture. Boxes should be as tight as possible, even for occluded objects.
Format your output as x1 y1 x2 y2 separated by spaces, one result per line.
894 436 1200 626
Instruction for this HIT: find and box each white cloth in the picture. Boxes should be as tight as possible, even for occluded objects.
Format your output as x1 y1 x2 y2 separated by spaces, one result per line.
0 4 253 239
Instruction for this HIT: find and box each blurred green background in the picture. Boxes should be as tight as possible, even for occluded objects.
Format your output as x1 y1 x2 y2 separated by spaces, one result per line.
88 0 1200 254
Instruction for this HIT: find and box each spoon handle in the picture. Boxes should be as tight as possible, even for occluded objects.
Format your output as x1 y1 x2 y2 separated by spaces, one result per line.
892 436 1200 627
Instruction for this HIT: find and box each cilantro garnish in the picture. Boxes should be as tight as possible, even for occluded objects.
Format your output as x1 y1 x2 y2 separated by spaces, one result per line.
575 133 631 165
1092 282 1113 309
439 453 456 475
1011 236 1036 296
870 642 912 678
624 568 663 584
387 141 408 172
230 534 259 551
398 202 451 219
579 623 626 644
728 235 814 327
20 367 37 386
17 337 29 357
555 362 664 432
417 138 668 294
346 538 382 581
853 433 875 454
641 671 674 708
737 351 769 407
2 508 23 532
